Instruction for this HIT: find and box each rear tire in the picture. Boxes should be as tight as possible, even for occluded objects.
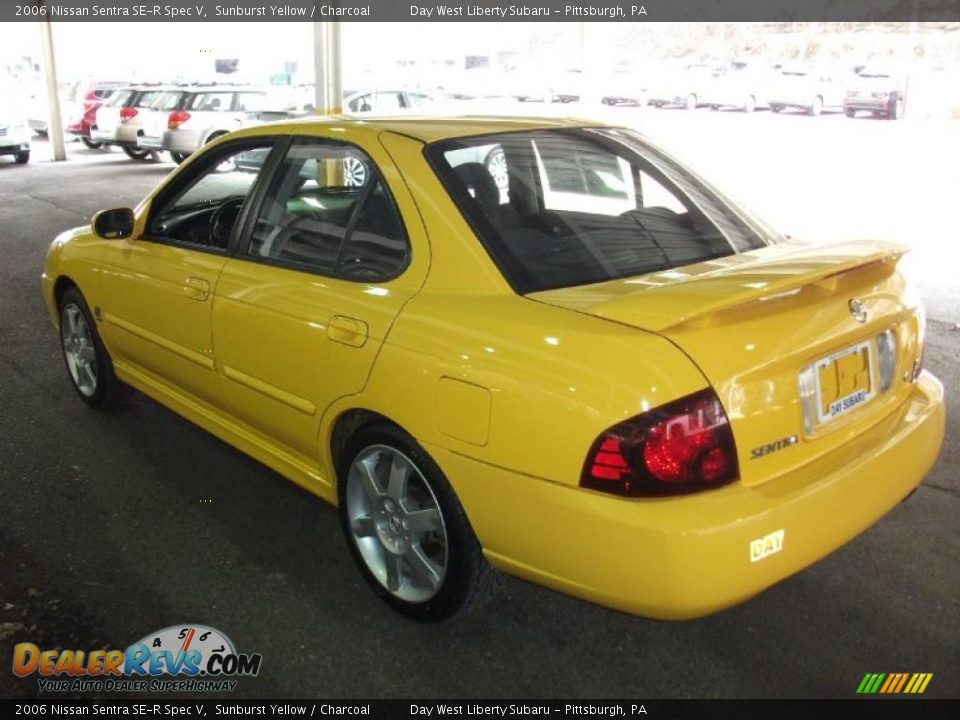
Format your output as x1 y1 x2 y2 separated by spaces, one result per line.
845 109 856 118
170 151 189 164
685 94 698 111
771 104 783 113
744 96 756 113
809 96 823 116
59 288 128 409
14 150 29 164
80 137 102 150
122 146 152 161
338 424 499 622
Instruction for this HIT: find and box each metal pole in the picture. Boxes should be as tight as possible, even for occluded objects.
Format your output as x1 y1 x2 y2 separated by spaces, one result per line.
312 21 328 114
328 22 342 114
39 10 66 161
312 21 343 115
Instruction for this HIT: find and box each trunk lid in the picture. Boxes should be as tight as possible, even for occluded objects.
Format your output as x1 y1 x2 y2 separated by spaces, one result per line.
529 239 925 486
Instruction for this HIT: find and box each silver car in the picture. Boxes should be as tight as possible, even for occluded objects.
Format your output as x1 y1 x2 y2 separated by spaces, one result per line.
138 86 269 163
91 85 169 160
0 107 31 164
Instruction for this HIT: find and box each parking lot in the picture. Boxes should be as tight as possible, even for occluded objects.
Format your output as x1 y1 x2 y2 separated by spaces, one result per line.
1 109 957 699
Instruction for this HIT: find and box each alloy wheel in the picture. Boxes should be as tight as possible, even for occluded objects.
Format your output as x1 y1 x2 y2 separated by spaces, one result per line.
61 303 98 397
343 156 367 187
344 444 448 603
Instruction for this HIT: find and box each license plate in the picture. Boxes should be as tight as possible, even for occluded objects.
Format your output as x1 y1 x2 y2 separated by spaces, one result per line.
813 340 875 425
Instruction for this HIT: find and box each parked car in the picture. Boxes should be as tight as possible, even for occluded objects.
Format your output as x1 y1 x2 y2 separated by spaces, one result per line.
27 79 79 136
597 69 646 107
91 85 170 160
701 63 772 112
767 67 846 116
344 89 436 113
0 106 31 164
647 63 716 110
43 117 943 622
844 67 907 120
137 85 269 163
64 80 130 148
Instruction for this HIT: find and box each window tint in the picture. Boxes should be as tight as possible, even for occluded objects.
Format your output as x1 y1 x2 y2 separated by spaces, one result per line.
147 141 274 250
338 181 408 280
429 128 772 293
246 140 408 280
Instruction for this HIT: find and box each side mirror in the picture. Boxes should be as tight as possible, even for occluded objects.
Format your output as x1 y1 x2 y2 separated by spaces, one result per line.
92 208 135 240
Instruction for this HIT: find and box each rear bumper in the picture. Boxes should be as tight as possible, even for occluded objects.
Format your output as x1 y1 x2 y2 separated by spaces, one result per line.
431 373 945 619
90 125 140 146
161 128 202 153
844 99 894 113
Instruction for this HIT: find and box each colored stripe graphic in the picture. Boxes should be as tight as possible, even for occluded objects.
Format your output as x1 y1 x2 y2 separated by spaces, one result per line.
857 672 933 694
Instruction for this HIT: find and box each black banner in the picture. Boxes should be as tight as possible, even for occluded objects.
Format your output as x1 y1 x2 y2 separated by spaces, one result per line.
1 699 958 718
2 0 960 23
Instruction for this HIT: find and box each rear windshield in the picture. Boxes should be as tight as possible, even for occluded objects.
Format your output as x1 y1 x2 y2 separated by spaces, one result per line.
427 127 774 293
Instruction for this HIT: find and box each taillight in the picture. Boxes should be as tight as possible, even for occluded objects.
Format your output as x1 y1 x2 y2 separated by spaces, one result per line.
119 107 138 121
168 110 191 129
581 389 739 497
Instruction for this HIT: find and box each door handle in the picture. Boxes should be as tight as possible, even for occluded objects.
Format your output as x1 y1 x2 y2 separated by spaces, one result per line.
183 277 210 301
327 315 368 348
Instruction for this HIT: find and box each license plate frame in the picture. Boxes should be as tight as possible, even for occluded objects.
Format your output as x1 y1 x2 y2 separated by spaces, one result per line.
811 339 877 426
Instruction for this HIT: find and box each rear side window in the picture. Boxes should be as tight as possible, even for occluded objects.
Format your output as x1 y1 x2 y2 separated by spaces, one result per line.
427 128 772 293
235 92 268 111
135 91 160 108
244 140 409 281
152 91 185 111
186 92 234 112
106 90 134 107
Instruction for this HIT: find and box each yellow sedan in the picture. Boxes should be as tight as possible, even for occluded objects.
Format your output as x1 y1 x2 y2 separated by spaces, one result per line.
42 117 945 621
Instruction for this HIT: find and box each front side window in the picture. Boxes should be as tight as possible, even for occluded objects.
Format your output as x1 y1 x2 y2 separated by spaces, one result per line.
244 140 409 280
146 141 275 250
428 128 775 293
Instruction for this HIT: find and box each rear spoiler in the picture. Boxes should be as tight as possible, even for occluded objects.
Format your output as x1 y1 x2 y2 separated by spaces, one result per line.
587 240 908 333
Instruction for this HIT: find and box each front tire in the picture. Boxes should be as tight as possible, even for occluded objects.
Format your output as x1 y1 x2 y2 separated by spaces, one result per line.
14 150 29 164
809 96 823 116
170 151 189 164
338 424 498 622
685 94 698 111
80 137 102 150
59 288 127 409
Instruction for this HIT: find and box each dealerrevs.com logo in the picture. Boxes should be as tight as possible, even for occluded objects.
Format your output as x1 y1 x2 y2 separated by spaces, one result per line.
13 624 262 693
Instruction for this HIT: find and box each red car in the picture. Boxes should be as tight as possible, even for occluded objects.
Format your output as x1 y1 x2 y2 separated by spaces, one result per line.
65 81 129 148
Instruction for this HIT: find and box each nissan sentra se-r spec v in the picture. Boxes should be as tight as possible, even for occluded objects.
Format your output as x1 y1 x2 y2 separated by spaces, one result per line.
42 116 945 621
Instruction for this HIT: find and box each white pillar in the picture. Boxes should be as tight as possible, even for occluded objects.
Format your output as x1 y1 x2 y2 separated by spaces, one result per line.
40 14 66 161
312 21 343 115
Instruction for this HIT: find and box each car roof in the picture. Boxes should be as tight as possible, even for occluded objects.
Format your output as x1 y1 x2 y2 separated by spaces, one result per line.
276 115 603 143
